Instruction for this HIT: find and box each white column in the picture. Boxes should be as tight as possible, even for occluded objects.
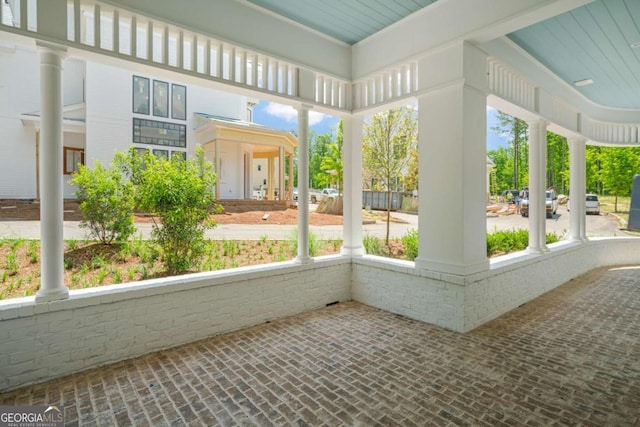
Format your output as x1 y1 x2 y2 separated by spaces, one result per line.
288 154 294 202
578 141 588 241
267 155 275 199
296 105 312 263
538 123 548 252
527 119 548 254
341 115 364 256
36 43 69 303
214 140 220 200
278 147 285 200
568 137 587 242
414 42 489 275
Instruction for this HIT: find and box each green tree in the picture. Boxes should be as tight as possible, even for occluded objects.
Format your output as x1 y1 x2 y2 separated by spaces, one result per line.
309 132 332 189
490 111 528 191
585 146 602 194
546 132 569 194
136 148 219 274
363 106 417 243
71 160 136 244
320 120 344 192
487 146 512 193
598 146 640 212
403 147 419 191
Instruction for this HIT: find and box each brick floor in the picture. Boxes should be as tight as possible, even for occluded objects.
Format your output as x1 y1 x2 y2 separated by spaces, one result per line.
1 266 639 426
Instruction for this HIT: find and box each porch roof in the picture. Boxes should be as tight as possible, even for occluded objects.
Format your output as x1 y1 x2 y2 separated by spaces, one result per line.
19 103 86 133
193 113 297 155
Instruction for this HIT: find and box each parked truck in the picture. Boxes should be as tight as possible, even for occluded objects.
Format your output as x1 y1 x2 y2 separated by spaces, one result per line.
309 188 339 203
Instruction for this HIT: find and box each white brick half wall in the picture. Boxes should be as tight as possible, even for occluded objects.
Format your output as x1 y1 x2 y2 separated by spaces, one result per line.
353 237 640 333
0 256 351 391
2 237 640 391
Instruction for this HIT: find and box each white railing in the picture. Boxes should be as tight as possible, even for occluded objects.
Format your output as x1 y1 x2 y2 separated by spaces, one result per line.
1 0 351 110
352 62 418 110
0 0 36 31
582 117 638 145
69 1 300 97
487 58 536 112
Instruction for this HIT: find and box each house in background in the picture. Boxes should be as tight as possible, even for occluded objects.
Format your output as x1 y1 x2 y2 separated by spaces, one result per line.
0 5 295 202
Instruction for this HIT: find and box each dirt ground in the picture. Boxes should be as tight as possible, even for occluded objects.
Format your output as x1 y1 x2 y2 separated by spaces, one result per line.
0 199 343 226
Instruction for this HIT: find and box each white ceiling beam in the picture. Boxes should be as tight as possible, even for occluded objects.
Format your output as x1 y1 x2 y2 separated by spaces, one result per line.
352 0 592 80
102 0 352 80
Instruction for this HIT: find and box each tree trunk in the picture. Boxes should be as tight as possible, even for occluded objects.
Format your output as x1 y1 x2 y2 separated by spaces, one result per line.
386 189 392 245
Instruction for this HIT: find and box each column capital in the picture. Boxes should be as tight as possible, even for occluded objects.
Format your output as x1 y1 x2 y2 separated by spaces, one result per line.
526 118 549 128
567 136 587 144
36 41 67 57
294 103 314 112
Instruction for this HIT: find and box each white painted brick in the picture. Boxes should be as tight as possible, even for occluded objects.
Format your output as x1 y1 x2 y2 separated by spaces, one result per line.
10 346 50 364
48 316 86 333
0 337 34 355
8 323 47 340
1 359 35 377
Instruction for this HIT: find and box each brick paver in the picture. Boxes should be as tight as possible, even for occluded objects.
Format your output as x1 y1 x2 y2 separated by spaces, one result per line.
1 266 639 426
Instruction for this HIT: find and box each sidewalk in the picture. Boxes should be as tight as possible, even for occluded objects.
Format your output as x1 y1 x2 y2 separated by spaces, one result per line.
0 215 419 241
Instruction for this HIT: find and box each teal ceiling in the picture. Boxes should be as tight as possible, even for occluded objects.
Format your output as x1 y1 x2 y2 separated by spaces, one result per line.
508 0 640 109
246 0 437 45
247 0 640 109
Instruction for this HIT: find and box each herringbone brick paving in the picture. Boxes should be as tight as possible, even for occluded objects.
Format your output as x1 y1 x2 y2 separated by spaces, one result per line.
1 266 639 426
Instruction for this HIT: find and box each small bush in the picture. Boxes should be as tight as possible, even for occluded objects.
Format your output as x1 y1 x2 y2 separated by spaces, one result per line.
71 160 136 244
288 228 320 257
487 229 562 257
400 229 419 261
136 148 219 274
363 234 382 256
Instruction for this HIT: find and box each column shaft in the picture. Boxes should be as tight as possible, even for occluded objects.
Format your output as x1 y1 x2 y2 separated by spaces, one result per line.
568 138 585 241
278 147 285 200
578 142 588 240
341 116 364 256
296 105 312 263
267 155 275 199
527 119 547 253
414 81 489 274
36 44 69 302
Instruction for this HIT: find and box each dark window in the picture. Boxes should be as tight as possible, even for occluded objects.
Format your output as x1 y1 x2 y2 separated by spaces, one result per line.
133 118 186 148
153 80 169 118
133 76 150 115
171 84 186 120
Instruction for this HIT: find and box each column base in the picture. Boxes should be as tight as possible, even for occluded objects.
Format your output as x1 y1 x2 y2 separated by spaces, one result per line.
414 257 489 276
526 247 545 255
340 246 365 257
295 256 314 265
35 286 69 303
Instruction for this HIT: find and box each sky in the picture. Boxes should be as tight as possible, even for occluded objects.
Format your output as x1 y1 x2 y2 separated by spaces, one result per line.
252 100 510 150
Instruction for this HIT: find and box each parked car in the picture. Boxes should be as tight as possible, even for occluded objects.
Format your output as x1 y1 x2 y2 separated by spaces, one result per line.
568 194 600 215
293 187 298 201
520 189 558 218
310 188 338 203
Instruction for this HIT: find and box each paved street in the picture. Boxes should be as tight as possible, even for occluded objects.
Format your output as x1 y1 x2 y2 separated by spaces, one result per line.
0 204 625 241
2 266 639 425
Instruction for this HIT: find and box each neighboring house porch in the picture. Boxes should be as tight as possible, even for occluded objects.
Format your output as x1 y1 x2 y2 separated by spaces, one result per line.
194 113 296 202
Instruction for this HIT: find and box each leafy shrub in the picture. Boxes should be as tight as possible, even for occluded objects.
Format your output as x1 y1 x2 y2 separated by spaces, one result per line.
288 228 320 257
71 161 135 244
363 234 382 256
136 148 219 274
487 228 561 257
400 229 419 261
